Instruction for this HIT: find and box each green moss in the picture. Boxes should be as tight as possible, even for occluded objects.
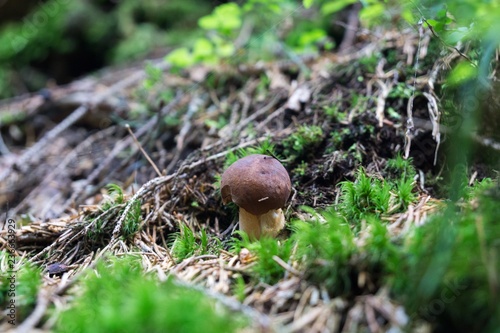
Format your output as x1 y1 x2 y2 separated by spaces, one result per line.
290 207 401 297
0 0 214 98
289 179 499 332
55 256 245 333
339 168 391 220
0 254 41 322
223 137 278 170
337 157 417 222
291 208 357 295
391 184 500 331
283 125 324 160
169 224 221 262
231 233 294 284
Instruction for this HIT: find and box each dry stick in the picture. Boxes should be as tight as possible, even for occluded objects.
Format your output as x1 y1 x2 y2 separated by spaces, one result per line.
60 110 163 214
57 135 137 215
364 301 380 333
29 228 78 263
10 126 118 217
81 109 166 189
110 174 177 241
125 124 162 177
374 58 392 128
165 94 206 174
239 90 252 121
235 93 282 132
272 255 302 277
404 19 424 159
16 288 51 333
2 61 170 185
30 203 119 263
293 286 315 322
288 307 325 332
255 104 287 131
337 2 361 54
14 104 89 174
234 17 254 49
375 79 391 128
423 92 441 165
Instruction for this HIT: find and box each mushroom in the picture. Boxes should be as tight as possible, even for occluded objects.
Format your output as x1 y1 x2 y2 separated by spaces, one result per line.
221 154 291 239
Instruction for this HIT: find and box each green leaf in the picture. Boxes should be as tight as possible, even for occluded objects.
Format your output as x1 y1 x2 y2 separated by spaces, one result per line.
359 3 385 23
446 26 470 44
321 0 357 15
198 3 241 34
426 19 439 26
165 47 194 68
447 62 477 86
198 15 219 30
303 0 314 9
216 42 235 57
298 28 326 47
216 3 242 31
193 38 214 59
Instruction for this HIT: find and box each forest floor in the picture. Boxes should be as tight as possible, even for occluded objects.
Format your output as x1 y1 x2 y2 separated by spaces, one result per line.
0 25 497 333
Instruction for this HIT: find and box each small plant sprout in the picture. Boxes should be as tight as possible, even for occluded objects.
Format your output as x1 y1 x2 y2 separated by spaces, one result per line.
221 154 291 239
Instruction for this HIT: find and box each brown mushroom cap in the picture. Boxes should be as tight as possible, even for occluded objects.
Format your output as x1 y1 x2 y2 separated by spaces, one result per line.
221 154 291 215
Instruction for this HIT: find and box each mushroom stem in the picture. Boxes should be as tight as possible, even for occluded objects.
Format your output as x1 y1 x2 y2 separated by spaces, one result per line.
239 207 286 240
259 208 285 237
239 208 261 239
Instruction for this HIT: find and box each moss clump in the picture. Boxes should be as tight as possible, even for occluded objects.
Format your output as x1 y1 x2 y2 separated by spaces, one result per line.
338 156 417 222
0 254 41 322
393 183 500 333
55 255 245 333
231 233 294 284
291 208 401 296
169 224 222 262
286 167 499 332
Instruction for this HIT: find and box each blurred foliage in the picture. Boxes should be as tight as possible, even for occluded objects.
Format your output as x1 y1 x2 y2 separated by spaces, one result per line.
291 207 358 295
0 0 212 98
392 183 500 332
55 255 245 333
1 0 499 99
0 253 41 322
165 0 331 68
